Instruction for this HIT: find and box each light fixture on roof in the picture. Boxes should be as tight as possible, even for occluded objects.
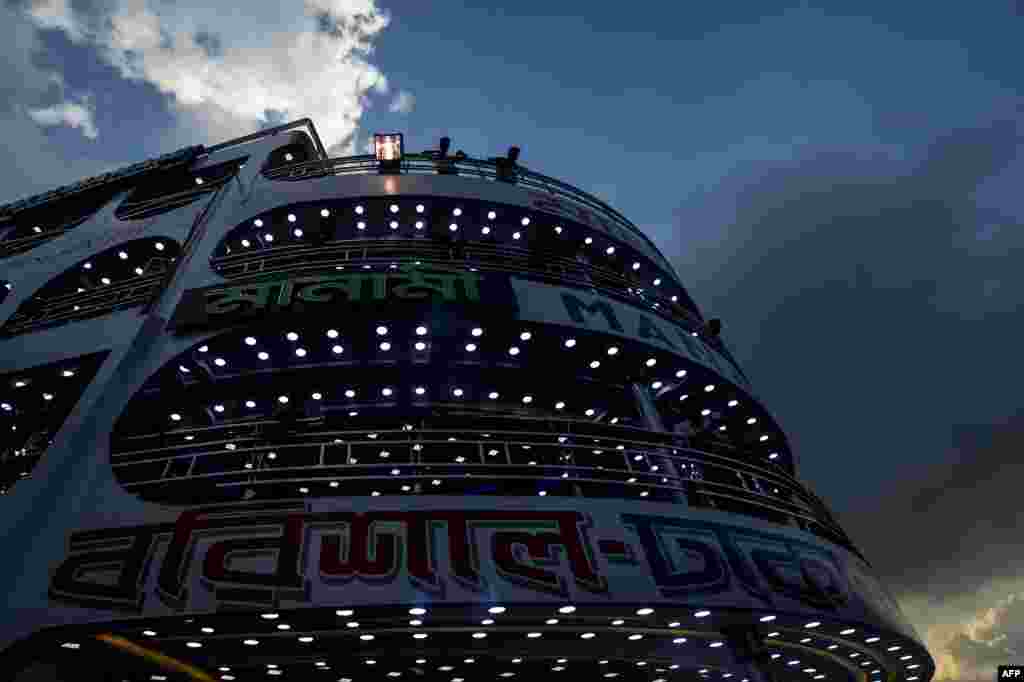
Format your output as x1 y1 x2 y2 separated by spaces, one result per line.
375 132 403 171
589 360 601 369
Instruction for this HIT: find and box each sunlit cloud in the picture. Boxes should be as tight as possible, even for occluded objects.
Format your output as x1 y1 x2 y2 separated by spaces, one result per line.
19 0 405 153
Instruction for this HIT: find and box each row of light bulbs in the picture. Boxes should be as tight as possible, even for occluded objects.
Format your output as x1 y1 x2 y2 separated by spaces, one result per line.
234 204 676 289
81 604 920 682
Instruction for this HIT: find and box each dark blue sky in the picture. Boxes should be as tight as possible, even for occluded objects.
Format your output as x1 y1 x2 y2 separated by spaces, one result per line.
1 2 1022 678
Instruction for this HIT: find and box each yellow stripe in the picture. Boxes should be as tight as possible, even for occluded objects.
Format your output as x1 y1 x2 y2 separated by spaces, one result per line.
95 634 215 682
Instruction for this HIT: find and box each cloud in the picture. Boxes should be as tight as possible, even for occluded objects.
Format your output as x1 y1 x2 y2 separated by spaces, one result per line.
666 107 1024 662
27 95 98 139
0 4 116 202
909 590 1024 681
388 90 415 114
16 0 404 154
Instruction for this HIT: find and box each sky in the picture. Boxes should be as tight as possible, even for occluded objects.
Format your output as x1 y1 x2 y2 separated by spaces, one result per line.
1 1 1022 679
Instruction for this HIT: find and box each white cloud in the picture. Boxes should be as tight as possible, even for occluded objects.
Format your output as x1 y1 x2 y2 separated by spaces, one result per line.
17 0 406 155
27 97 99 140
26 0 84 42
389 90 415 114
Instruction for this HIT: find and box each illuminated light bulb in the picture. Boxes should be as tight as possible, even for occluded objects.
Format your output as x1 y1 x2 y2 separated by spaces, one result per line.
564 338 577 348
589 360 601 369
607 346 619 356
357 221 366 230
278 395 289 404
512 231 521 240
488 392 499 399
449 223 458 232
628 634 643 640
508 346 520 356
390 221 399 229
654 278 661 286
759 615 776 622
379 341 391 351
414 386 426 395
694 610 711 618
264 233 274 242
453 388 464 397
293 228 304 237
118 250 128 260
606 246 615 255
414 341 427 351
241 239 251 247
83 262 92 270
481 226 491 235
295 348 307 357
555 401 565 409
651 381 663 389
465 343 477 352
382 387 394 397
170 413 182 421
33 226 42 233
213 404 225 413
101 277 111 285
633 262 640 270
645 358 657 367
704 384 715 392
